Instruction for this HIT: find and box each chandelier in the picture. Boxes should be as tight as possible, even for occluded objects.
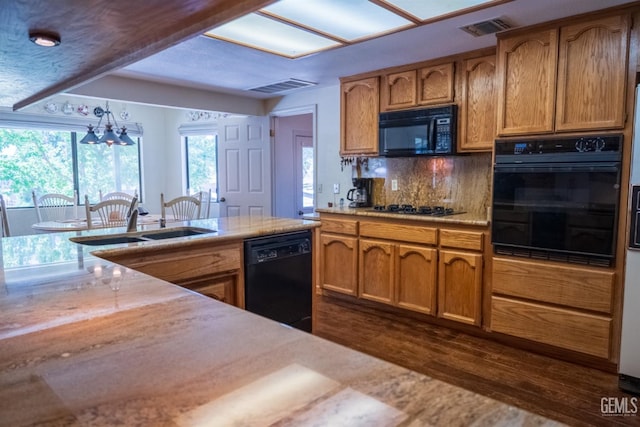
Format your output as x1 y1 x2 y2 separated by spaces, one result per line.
79 101 135 147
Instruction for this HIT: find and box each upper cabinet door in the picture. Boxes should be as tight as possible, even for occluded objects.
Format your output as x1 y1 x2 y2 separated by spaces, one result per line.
418 63 455 106
340 77 380 156
459 54 497 152
555 15 629 132
381 70 417 111
496 29 558 136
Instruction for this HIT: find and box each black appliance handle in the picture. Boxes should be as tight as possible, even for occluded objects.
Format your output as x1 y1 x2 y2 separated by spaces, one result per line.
494 162 620 173
427 117 436 152
346 188 355 201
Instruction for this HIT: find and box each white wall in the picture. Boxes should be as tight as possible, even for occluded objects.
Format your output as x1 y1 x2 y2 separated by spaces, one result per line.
3 83 346 235
266 85 352 209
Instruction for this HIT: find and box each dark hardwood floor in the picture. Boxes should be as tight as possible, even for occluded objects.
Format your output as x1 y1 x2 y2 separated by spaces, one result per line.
313 294 639 427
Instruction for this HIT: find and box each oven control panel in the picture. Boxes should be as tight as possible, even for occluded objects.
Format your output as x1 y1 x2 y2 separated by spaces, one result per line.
496 134 622 156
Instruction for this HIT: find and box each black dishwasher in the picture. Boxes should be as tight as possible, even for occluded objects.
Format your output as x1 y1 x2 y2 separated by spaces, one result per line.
244 230 312 332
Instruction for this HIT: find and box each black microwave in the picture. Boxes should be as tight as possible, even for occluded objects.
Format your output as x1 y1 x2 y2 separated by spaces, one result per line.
379 105 457 157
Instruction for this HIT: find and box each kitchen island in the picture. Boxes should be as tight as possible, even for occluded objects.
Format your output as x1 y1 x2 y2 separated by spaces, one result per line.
0 216 559 426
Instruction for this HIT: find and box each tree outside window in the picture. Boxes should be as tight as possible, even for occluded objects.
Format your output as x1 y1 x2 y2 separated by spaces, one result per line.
185 134 218 201
0 128 141 207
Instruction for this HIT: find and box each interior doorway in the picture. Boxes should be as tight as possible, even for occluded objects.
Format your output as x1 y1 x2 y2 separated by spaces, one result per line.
272 109 315 218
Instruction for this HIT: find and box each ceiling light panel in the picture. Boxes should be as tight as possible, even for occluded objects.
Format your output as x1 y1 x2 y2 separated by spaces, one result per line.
261 0 414 42
206 13 340 58
381 0 502 21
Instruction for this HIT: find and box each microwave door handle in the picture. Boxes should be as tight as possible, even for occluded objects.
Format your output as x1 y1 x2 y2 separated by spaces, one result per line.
427 118 435 152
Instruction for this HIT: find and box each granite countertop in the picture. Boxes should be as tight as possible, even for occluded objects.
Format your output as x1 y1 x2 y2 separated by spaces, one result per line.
315 207 490 227
0 216 558 426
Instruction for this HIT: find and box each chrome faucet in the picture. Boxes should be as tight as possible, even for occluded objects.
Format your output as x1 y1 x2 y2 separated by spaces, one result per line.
126 196 139 233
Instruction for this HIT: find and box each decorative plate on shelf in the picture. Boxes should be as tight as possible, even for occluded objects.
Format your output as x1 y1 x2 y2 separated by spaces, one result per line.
77 104 89 116
93 106 104 118
44 102 58 114
62 102 74 115
120 110 130 121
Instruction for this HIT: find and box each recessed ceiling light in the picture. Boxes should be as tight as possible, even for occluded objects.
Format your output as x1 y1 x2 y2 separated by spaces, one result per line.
29 31 61 47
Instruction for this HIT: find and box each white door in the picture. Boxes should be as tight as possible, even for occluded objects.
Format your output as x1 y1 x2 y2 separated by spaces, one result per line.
217 116 271 217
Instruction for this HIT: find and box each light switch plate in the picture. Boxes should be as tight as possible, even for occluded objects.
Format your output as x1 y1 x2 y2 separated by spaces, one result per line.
333 184 340 194
391 180 398 191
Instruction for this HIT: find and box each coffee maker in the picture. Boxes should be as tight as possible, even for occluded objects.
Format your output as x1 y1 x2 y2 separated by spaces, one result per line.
346 178 373 208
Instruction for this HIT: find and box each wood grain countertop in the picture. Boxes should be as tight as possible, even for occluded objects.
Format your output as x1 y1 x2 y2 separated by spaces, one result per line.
0 216 559 426
315 207 491 226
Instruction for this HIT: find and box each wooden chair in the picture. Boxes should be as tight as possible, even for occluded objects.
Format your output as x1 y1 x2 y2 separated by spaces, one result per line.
161 193 201 221
85 195 136 229
0 194 10 237
32 190 78 222
198 189 212 219
99 190 137 203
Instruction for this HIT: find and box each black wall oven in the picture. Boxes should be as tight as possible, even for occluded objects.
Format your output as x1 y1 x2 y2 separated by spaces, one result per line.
492 135 622 266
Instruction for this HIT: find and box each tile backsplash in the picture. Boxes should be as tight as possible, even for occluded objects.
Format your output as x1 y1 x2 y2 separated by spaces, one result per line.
355 153 492 218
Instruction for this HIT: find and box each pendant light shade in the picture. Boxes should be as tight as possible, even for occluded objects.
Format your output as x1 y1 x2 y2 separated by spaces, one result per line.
118 127 136 145
99 123 121 146
80 101 136 147
79 125 99 144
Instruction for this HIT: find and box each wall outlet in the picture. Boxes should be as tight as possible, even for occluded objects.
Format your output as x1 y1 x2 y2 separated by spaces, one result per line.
333 183 340 194
391 179 398 191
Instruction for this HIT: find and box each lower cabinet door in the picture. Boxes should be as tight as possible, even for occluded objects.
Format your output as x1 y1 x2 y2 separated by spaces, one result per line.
320 233 358 296
437 249 483 325
396 244 437 315
183 275 237 305
359 239 394 304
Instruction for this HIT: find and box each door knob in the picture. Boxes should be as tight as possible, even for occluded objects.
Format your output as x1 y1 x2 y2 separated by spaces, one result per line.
298 210 304 215
219 197 226 202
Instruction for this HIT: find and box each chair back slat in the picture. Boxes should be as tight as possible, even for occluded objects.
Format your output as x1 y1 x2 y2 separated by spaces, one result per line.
85 195 136 229
100 190 137 203
32 190 77 222
161 193 201 221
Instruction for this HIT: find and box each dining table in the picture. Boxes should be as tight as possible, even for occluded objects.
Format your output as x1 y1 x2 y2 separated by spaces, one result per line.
32 214 178 233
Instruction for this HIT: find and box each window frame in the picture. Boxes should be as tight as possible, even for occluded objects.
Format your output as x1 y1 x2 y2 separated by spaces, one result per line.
0 127 142 208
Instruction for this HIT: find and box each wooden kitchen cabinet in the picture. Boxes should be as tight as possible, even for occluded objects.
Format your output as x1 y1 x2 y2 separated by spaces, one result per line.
496 28 558 135
319 217 359 296
100 241 243 307
358 221 438 314
358 238 437 314
380 62 454 111
437 249 483 326
381 70 417 111
555 15 629 131
459 54 497 152
359 238 394 304
490 256 615 358
340 77 379 155
497 13 629 136
418 62 455 106
396 244 438 315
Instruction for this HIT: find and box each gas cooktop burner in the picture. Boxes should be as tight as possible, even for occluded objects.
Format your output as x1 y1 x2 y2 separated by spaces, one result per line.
372 204 463 216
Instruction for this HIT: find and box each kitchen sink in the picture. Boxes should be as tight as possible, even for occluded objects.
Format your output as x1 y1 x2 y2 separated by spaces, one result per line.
140 227 215 240
70 227 216 246
71 236 148 246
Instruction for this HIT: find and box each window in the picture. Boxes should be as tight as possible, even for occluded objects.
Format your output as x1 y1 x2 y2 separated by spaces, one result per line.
185 134 218 201
0 128 141 207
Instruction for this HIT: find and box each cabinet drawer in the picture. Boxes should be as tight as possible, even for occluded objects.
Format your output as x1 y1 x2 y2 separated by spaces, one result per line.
119 242 242 283
320 218 358 236
439 229 483 251
359 221 437 245
491 296 611 358
492 257 614 313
